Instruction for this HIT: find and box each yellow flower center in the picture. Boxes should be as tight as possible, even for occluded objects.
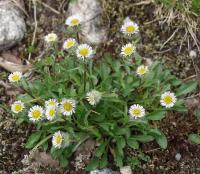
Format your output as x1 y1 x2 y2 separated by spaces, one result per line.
49 101 56 106
138 67 146 75
131 108 141 117
15 104 22 112
66 41 74 48
88 96 95 103
12 74 20 81
48 36 56 42
63 102 73 111
70 19 79 26
79 48 89 56
32 110 41 119
163 96 173 104
124 47 134 55
126 25 135 33
55 135 62 145
49 109 55 117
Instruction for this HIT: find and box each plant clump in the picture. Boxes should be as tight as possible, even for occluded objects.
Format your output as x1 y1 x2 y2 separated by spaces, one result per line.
9 15 198 171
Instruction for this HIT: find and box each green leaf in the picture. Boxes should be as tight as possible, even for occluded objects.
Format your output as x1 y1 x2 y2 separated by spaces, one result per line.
25 132 42 149
148 128 162 137
95 141 107 158
99 153 108 168
127 138 139 149
16 117 26 125
116 137 126 156
189 134 200 144
155 133 167 149
195 108 200 123
146 111 166 121
60 157 69 168
86 158 99 171
176 81 197 96
133 135 154 143
114 149 123 167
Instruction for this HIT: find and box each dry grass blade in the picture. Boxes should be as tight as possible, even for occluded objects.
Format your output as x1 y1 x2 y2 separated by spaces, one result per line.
36 0 60 15
28 0 38 60
154 1 200 52
160 28 179 50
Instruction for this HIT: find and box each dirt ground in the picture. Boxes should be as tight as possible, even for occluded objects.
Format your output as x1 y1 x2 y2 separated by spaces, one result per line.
0 0 200 173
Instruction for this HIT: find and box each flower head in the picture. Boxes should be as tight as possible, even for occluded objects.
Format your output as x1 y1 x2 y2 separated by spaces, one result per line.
44 33 58 43
28 105 44 122
52 131 63 148
129 104 145 119
60 99 76 116
76 44 94 60
136 65 148 76
160 91 177 108
8 71 22 82
63 38 76 50
121 43 135 57
121 21 139 35
11 101 24 114
45 99 58 108
65 15 82 27
45 107 57 121
86 90 102 106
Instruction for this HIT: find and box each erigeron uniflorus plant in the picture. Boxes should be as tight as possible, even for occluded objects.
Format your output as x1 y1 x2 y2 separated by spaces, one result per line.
10 17 197 170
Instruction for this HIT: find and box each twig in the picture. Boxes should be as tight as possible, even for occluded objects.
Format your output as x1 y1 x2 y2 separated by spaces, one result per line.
59 0 69 13
36 0 60 15
153 47 173 54
133 0 153 6
28 0 38 60
185 93 200 99
183 75 196 82
160 28 179 50
178 29 188 53
145 148 160 153
0 80 11 89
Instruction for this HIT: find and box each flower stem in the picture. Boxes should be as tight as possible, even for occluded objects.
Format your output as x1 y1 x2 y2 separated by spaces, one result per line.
84 61 87 92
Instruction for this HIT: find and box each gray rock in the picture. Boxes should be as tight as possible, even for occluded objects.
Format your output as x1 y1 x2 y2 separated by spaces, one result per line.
68 0 107 45
120 166 133 174
90 169 120 174
0 1 26 50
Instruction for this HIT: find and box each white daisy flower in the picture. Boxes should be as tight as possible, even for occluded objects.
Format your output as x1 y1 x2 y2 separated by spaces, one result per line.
11 101 24 114
65 15 82 27
63 38 76 50
45 99 58 108
76 44 94 60
45 107 57 121
60 99 76 116
44 33 58 43
129 104 145 119
136 65 148 76
160 91 177 108
86 90 102 106
121 21 139 35
52 131 63 148
28 105 44 122
121 43 136 57
8 71 22 82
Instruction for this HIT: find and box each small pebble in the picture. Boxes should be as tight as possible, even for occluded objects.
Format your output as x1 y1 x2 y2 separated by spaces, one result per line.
189 50 197 58
175 153 181 161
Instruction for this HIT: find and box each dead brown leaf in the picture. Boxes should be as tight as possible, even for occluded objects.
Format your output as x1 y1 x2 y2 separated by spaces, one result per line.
0 56 32 73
